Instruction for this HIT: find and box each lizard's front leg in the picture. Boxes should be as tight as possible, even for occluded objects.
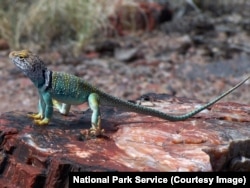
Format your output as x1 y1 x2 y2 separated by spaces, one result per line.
87 93 104 136
32 92 53 126
28 98 45 120
52 99 71 115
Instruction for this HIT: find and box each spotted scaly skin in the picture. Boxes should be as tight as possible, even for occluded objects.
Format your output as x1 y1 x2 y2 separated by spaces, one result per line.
9 50 250 137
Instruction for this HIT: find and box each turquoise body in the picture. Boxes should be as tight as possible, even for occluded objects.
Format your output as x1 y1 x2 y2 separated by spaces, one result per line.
50 72 92 105
38 72 101 132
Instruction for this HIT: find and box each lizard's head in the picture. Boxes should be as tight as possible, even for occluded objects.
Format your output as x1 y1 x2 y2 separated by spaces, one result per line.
9 50 50 88
9 50 47 76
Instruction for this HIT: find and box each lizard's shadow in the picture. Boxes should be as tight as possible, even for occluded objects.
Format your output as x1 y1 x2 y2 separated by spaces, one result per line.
49 108 119 133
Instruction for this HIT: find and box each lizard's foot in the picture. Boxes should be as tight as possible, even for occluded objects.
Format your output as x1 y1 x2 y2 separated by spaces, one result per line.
34 118 50 126
27 113 43 120
80 125 104 140
89 121 104 136
89 127 104 136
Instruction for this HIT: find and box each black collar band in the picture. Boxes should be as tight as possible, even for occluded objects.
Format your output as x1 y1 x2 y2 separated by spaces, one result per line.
41 70 52 91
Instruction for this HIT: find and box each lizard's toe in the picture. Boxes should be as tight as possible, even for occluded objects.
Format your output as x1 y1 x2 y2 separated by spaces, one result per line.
80 128 104 140
89 127 104 136
34 118 50 126
28 113 43 120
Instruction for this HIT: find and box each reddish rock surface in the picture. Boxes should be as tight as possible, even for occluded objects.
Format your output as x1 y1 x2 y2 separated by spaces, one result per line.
0 94 250 187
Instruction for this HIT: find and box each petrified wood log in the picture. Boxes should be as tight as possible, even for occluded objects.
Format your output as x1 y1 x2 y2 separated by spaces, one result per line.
0 94 250 187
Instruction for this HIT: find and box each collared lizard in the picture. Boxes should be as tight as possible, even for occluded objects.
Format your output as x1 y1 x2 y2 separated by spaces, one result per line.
9 50 250 137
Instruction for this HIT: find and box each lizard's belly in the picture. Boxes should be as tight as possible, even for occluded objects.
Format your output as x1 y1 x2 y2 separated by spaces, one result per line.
51 92 89 105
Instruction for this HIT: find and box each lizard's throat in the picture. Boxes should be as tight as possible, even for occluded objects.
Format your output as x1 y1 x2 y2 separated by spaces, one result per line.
30 70 52 90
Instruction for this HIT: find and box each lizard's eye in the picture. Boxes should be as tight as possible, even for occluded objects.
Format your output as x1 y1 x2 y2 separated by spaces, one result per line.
19 56 24 61
19 55 25 58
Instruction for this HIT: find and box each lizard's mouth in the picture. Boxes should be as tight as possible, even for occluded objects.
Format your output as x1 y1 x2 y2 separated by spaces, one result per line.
11 58 21 67
11 57 29 71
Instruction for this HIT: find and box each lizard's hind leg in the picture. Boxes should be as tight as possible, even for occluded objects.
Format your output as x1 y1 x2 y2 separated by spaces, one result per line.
87 93 104 136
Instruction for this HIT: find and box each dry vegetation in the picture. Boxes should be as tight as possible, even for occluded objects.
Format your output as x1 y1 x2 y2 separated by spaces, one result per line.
0 0 137 55
0 0 249 55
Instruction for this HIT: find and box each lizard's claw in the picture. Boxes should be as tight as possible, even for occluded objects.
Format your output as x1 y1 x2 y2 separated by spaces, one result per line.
34 118 50 126
27 113 43 120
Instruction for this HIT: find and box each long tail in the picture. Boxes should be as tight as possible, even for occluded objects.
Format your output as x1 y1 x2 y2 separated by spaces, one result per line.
98 75 250 121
